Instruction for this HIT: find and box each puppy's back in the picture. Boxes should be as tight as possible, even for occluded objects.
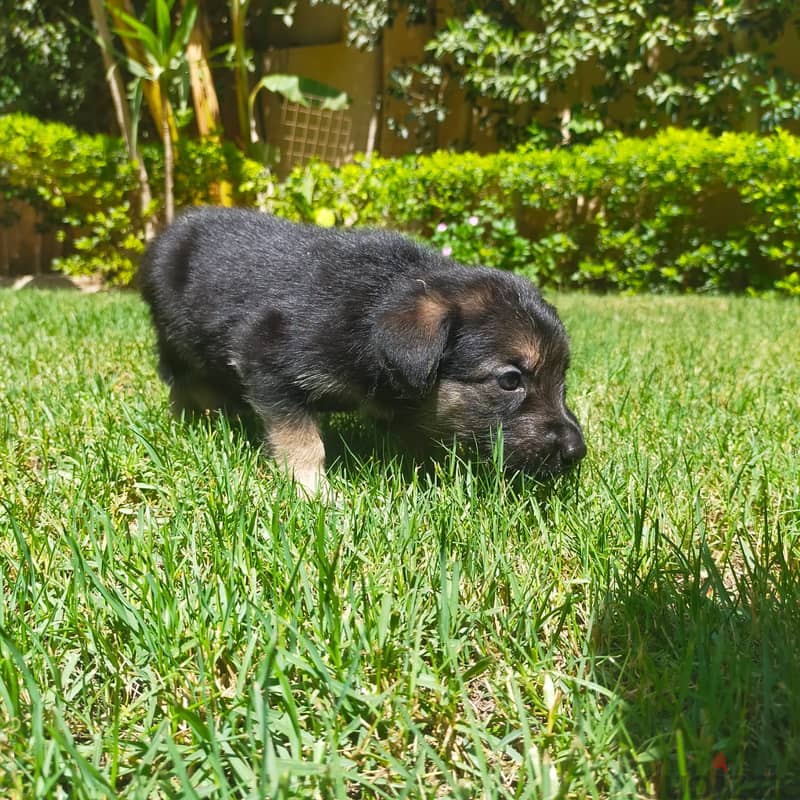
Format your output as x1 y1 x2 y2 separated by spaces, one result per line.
141 207 296 304
140 207 445 323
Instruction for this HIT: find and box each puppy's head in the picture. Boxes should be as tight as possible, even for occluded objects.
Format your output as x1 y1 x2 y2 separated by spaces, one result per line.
375 268 586 477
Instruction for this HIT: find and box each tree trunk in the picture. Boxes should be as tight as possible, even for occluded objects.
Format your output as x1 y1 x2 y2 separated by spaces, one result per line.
230 0 252 147
184 0 233 205
88 0 156 240
184 1 221 137
163 98 175 225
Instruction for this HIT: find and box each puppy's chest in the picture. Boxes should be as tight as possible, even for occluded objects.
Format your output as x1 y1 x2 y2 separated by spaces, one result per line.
294 368 363 409
293 369 396 421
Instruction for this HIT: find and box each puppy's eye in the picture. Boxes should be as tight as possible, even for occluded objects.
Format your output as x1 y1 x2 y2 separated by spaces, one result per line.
497 368 522 391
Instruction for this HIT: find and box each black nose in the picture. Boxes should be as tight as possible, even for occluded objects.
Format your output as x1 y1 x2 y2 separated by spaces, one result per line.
560 429 586 466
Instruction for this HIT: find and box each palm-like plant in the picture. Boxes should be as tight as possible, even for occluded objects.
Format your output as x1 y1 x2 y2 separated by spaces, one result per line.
113 0 197 224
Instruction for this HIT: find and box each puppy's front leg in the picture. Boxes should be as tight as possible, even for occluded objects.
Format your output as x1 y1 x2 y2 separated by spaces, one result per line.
263 411 327 496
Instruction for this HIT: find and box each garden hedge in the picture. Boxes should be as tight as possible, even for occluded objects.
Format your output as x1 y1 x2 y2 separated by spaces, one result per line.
276 130 800 294
1 113 799 293
0 114 270 283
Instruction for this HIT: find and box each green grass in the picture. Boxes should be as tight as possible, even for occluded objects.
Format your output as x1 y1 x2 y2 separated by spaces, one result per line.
0 289 798 799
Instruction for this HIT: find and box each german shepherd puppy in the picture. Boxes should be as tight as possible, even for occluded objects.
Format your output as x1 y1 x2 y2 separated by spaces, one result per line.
140 207 585 493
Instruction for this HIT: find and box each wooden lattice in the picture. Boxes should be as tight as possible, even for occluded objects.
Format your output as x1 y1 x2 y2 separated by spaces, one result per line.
279 94 353 168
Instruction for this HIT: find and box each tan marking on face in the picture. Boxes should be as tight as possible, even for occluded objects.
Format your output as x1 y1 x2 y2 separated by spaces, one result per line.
424 378 490 437
512 336 541 372
430 379 467 419
266 416 326 495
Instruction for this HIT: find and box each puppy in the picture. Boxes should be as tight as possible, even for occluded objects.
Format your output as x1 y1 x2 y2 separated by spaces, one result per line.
140 207 585 493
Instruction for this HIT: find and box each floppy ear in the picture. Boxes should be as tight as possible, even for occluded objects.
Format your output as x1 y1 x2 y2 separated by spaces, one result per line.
374 288 452 398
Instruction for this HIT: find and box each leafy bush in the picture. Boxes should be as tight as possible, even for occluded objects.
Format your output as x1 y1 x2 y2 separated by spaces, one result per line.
392 2 800 149
3 114 800 293
0 114 142 282
275 129 800 294
0 114 271 283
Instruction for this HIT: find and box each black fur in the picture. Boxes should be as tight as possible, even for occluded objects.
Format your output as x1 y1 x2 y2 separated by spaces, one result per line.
140 207 585 489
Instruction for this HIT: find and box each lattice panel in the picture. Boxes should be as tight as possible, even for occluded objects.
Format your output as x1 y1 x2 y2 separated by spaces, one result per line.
279 95 354 168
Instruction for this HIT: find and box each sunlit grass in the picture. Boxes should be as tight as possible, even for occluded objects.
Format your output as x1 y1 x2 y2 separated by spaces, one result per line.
1 289 798 798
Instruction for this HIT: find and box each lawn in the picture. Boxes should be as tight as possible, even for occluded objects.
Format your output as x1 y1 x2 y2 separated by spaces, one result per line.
0 288 798 799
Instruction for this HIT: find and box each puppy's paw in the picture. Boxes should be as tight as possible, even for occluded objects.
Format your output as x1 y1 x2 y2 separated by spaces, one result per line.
292 467 343 506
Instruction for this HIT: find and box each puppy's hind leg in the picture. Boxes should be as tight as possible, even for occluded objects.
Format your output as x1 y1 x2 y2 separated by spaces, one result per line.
261 409 328 497
156 360 201 419
162 366 229 420
154 341 205 419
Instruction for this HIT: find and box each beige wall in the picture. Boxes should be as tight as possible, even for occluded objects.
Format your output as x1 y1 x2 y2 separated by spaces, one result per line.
379 11 435 157
261 43 381 178
256 1 499 174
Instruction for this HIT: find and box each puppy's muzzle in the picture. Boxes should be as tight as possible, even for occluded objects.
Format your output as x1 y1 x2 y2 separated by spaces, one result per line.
548 421 586 472
508 416 586 478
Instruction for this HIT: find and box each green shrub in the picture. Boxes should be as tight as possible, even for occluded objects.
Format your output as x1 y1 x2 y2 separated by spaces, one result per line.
0 114 141 282
2 114 800 293
0 114 271 284
275 129 800 294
